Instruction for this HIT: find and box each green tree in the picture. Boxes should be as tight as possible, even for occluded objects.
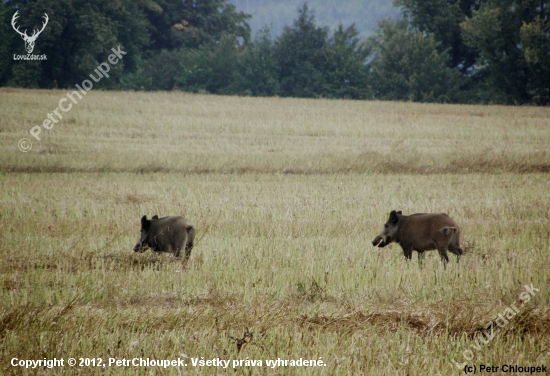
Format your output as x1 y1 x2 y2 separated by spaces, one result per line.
394 0 480 73
144 0 251 51
134 32 247 92
274 4 329 97
461 0 549 104
368 18 462 102
2 0 250 90
396 0 550 104
323 24 371 99
177 34 241 93
520 16 550 104
5 0 152 88
229 28 280 96
0 2 17 86
129 0 252 91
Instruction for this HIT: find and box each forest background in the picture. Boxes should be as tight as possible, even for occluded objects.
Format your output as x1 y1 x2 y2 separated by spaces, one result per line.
1 0 549 104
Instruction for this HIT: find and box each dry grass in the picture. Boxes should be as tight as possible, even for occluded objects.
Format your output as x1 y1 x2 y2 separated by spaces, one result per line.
0 88 549 375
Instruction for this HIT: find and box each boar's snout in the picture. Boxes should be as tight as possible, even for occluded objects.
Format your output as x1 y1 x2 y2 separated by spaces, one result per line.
133 241 147 253
372 235 386 247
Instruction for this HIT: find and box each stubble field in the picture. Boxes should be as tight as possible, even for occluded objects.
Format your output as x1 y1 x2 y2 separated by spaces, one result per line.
0 88 549 375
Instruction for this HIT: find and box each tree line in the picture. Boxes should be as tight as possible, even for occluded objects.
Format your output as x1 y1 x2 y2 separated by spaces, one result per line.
1 0 549 105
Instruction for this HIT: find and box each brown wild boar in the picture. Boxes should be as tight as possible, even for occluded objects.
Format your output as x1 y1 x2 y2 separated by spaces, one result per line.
372 210 463 267
133 215 195 262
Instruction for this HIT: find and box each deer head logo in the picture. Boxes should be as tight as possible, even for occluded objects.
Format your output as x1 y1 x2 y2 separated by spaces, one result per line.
11 11 49 54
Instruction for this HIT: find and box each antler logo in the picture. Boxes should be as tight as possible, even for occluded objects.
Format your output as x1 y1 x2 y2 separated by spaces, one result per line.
11 11 49 54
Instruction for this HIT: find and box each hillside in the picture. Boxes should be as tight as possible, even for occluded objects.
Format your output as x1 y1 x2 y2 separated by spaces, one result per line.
229 0 401 37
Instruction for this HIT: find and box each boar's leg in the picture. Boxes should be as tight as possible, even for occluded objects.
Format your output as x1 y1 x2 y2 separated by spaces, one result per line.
184 243 193 261
436 246 450 269
401 246 413 261
182 227 195 263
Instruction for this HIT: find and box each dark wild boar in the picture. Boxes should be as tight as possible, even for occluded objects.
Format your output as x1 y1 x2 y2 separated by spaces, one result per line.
372 210 463 267
133 215 195 262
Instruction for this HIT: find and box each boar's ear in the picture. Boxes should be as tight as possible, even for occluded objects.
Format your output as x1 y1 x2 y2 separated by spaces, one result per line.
396 211 402 215
152 215 159 220
442 226 456 236
141 215 150 230
389 210 399 223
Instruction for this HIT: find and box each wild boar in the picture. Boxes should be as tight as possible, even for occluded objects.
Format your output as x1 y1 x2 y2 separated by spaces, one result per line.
133 215 195 262
372 210 463 267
